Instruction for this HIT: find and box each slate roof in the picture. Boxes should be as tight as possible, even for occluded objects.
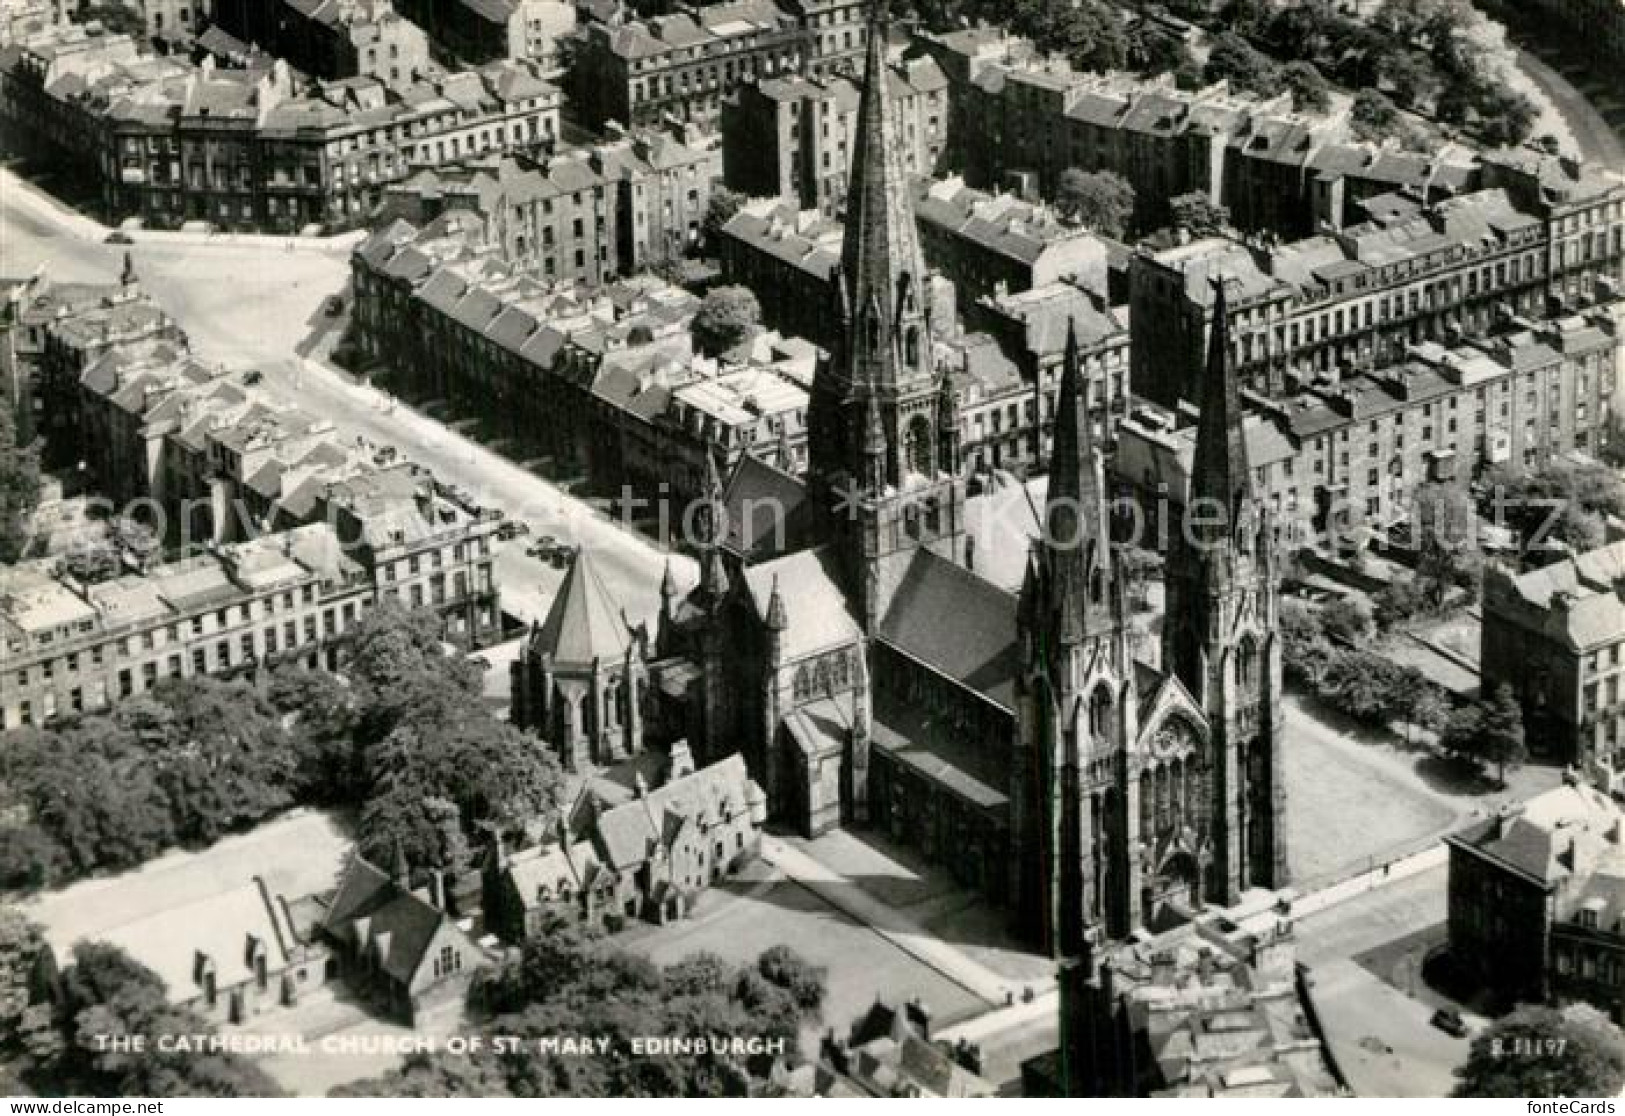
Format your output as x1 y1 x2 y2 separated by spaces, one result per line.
878 549 1019 710
588 753 761 872
743 547 860 661
320 853 457 984
721 453 809 558
530 547 633 666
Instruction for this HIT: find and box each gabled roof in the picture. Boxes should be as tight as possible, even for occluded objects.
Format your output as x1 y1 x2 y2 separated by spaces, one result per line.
320 853 455 984
530 547 632 666
879 550 1018 710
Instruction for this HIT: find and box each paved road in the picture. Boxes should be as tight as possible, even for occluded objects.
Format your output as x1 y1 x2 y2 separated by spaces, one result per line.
1 168 693 628
1512 47 1625 172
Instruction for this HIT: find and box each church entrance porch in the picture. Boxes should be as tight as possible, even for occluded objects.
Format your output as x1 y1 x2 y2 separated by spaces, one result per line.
1144 846 1202 933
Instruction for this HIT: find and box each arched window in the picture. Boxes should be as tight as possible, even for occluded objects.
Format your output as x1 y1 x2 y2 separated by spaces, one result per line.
1236 635 1259 696
904 415 933 476
904 325 920 368
1088 684 1113 742
865 309 881 354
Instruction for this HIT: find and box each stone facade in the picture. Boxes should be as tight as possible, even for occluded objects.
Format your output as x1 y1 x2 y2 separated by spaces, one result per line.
1482 540 1625 772
1116 306 1624 550
721 52 947 217
1446 782 1625 1022
0 23 559 232
211 0 429 88
483 746 767 940
1130 182 1624 410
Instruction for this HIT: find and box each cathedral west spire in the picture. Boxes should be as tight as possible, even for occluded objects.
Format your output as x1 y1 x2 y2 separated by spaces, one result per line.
1189 276 1254 545
1162 271 1287 904
1044 322 1114 648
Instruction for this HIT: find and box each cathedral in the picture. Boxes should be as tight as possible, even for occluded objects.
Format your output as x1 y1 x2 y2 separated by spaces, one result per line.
512 0 1287 962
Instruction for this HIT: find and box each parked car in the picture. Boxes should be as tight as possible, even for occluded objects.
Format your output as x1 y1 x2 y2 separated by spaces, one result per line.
1430 1007 1468 1038
104 231 133 245
527 535 558 560
242 370 264 386
496 520 530 541
323 295 345 316
550 545 577 569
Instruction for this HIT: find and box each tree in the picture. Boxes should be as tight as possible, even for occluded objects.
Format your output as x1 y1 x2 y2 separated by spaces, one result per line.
1373 573 1431 630
755 945 826 1015
57 540 124 585
1204 31 1277 98
0 399 41 563
1352 88 1401 139
691 286 762 358
76 4 148 37
1412 483 1483 605
1440 703 1485 765
1397 684 1450 746
1478 684 1527 785
1456 1004 1625 1097
700 187 745 255
1320 596 1373 644
1281 61 1331 113
1168 192 1230 237
118 679 297 844
1482 460 1625 556
0 909 47 1049
1054 169 1135 237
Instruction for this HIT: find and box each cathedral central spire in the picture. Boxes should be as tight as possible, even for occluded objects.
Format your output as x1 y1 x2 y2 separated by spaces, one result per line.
811 0 937 481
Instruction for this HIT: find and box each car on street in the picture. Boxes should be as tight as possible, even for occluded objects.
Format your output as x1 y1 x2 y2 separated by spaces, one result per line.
496 520 530 541
1430 1007 1468 1038
242 370 264 386
104 231 133 245
323 295 345 316
527 535 558 560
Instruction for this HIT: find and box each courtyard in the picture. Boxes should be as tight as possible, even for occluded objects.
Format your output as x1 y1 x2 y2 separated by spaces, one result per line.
1281 693 1561 887
618 856 994 1051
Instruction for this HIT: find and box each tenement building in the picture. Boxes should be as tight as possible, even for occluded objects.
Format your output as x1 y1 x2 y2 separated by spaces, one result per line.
210 0 430 87
392 0 576 71
508 2 1288 957
376 126 720 280
720 52 947 216
1116 307 1623 547
1482 539 1625 774
353 211 822 507
571 0 810 130
1447 781 1625 1023
1130 182 1624 409
0 23 560 231
919 29 1480 238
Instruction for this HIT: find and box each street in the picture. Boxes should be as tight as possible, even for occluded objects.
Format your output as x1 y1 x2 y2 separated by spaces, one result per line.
0 167 694 629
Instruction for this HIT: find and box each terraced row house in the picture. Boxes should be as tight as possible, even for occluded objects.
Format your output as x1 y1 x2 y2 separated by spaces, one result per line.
1115 304 1624 546
0 21 559 231
720 51 949 216
376 127 720 281
210 0 430 88
1130 178 1625 408
919 28 1482 238
351 210 816 508
571 0 867 131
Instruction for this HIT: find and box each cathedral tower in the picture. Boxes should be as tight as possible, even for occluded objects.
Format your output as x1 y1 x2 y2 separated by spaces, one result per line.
1160 278 1288 902
1018 324 1140 955
806 0 964 634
